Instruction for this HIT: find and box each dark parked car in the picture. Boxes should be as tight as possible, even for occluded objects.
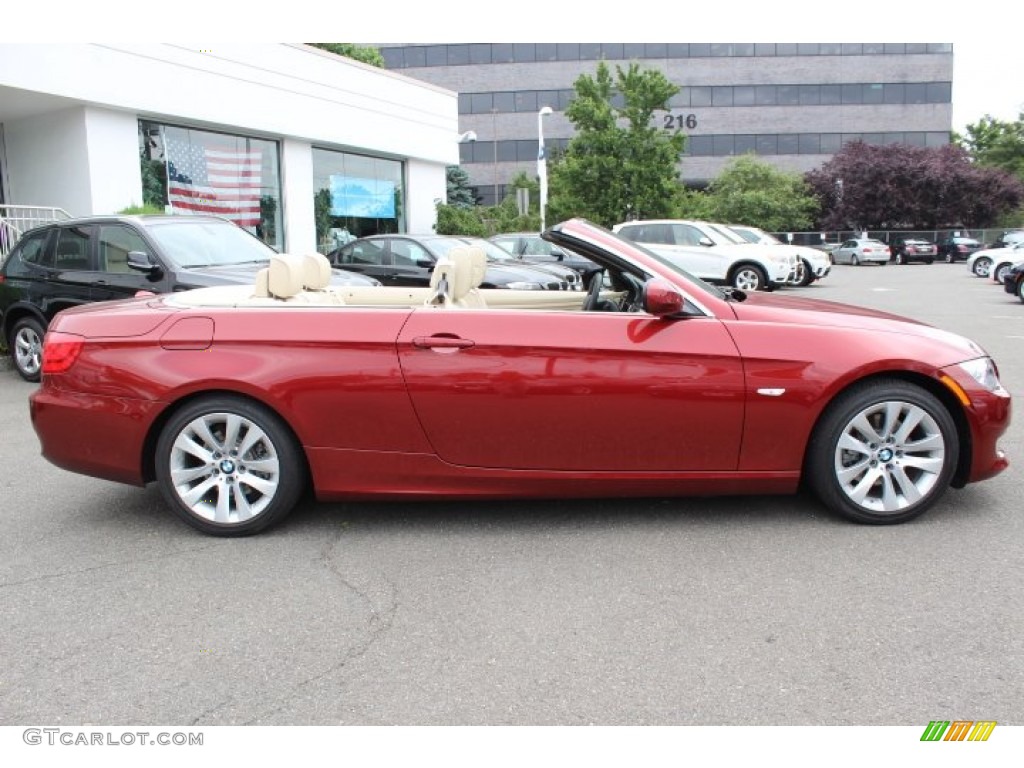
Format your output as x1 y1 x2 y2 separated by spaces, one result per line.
328 234 579 291
1003 261 1024 302
489 231 601 279
888 237 936 264
937 236 982 263
0 215 377 381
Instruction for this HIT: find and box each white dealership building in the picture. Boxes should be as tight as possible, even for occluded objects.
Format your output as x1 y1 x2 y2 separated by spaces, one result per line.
0 44 458 253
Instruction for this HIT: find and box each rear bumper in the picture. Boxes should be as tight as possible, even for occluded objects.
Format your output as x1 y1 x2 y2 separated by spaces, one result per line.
29 386 159 486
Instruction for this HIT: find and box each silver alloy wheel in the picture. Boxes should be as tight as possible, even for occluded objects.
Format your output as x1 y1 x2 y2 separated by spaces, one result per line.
14 324 43 377
833 400 945 514
733 267 764 291
994 263 1010 283
168 412 281 524
973 257 992 277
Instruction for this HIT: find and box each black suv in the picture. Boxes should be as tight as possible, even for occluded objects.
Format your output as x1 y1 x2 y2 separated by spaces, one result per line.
0 215 376 381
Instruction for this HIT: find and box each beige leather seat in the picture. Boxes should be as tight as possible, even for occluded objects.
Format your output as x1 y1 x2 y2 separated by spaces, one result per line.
429 245 486 308
253 254 305 300
301 253 332 291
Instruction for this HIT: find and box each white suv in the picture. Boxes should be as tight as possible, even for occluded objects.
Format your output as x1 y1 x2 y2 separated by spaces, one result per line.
728 224 831 286
612 219 799 291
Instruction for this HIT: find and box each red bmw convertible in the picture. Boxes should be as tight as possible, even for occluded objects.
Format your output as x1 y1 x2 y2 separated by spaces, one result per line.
29 219 1011 536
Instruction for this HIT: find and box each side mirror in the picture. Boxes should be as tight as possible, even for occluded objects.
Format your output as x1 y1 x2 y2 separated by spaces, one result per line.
698 236 715 248
127 251 162 277
642 278 685 317
416 259 435 269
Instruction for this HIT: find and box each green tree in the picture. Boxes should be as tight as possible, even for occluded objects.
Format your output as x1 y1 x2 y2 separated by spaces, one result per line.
309 43 384 68
435 172 541 236
546 62 685 227
446 165 477 207
699 155 818 231
955 113 1024 182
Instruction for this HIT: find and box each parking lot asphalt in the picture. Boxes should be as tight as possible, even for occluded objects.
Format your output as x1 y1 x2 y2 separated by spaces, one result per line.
0 260 1021 728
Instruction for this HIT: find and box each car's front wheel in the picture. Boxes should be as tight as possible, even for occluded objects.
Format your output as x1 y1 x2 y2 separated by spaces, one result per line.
155 396 306 536
851 255 860 266
894 253 905 265
10 316 45 382
798 259 815 286
994 262 1012 283
730 264 767 291
972 256 992 277
806 380 958 524
944 251 955 263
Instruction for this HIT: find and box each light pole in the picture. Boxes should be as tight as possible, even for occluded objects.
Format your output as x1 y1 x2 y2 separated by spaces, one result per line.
491 108 499 206
537 106 552 232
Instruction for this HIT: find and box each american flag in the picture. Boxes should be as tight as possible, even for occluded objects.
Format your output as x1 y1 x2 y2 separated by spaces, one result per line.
165 137 262 227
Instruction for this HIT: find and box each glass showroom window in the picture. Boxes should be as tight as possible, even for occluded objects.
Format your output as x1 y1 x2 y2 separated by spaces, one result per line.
137 120 283 250
312 148 405 253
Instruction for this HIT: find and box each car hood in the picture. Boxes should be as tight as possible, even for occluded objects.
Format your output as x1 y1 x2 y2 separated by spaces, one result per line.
175 263 379 287
728 291 987 359
483 262 569 286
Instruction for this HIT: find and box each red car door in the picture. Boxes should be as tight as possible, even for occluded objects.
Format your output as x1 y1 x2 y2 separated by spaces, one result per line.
397 308 745 472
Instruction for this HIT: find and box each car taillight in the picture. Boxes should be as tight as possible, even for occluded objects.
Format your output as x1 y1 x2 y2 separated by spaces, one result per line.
41 332 84 374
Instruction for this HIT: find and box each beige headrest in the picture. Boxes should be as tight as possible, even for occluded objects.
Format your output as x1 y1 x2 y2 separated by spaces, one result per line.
267 254 305 299
254 268 270 298
302 252 332 290
447 246 486 300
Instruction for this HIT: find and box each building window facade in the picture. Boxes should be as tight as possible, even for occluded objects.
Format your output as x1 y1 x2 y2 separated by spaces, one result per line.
311 148 405 253
138 121 283 250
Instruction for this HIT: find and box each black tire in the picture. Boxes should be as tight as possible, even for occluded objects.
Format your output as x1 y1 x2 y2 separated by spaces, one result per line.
944 251 954 263
730 264 767 291
925 259 934 265
994 263 1011 283
10 316 46 382
972 256 992 278
1018 278 1024 304
851 255 860 266
798 259 814 286
154 396 306 536
805 380 958 525
894 253 905 265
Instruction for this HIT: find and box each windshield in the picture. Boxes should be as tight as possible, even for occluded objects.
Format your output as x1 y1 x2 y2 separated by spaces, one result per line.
145 219 277 268
460 238 519 262
706 223 748 245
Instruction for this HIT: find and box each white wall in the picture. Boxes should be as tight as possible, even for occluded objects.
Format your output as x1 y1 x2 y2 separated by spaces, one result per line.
4 108 92 215
281 138 316 253
0 44 458 240
83 107 144 214
406 160 447 234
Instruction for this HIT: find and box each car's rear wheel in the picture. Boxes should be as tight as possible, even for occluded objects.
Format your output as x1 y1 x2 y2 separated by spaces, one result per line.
730 264 767 291
972 256 992 277
944 251 955 263
1018 278 1024 303
851 255 860 266
155 396 305 536
806 380 957 525
894 253 905 265
994 262 1012 283
10 316 45 382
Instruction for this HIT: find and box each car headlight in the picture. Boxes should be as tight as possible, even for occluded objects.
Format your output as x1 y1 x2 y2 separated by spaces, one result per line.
505 281 545 290
958 357 1007 394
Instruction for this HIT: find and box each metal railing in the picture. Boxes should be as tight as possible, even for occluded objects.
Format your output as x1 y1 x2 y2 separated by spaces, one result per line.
0 205 74 260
